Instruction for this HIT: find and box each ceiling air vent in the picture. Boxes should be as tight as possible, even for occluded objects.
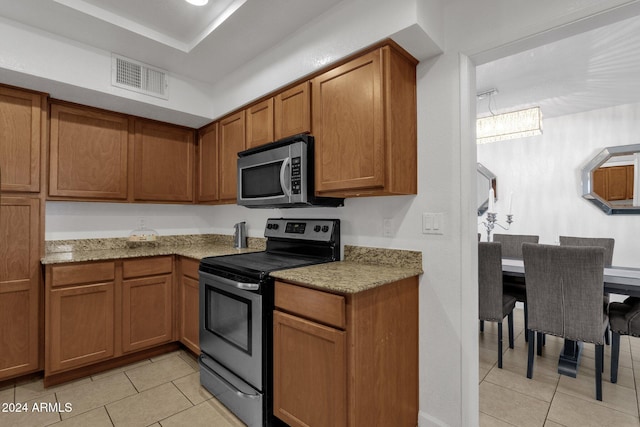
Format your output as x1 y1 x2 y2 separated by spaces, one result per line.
111 54 169 100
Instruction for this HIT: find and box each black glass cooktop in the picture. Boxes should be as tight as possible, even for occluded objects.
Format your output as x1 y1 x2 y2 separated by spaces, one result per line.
199 251 333 282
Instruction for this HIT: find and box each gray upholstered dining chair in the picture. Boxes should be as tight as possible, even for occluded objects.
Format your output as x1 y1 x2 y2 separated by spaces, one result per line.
494 234 540 259
522 243 608 401
560 236 615 343
479 242 516 369
608 297 640 383
559 236 615 266
493 234 539 341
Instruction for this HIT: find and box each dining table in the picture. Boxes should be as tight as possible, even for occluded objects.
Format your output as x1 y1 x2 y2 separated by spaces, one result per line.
502 258 640 377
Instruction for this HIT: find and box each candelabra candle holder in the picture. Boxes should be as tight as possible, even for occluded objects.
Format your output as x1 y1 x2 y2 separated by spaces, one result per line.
482 212 514 241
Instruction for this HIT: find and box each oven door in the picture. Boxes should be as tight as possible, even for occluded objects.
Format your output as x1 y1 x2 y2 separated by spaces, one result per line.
199 271 263 390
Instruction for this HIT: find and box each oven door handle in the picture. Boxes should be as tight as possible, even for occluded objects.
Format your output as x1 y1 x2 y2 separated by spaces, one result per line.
280 157 291 197
213 274 260 291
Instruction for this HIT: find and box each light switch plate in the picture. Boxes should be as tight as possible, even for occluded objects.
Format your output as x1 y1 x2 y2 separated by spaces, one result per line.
422 212 444 235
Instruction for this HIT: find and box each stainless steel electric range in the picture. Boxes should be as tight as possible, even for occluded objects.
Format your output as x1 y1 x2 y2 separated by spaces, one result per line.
198 218 340 427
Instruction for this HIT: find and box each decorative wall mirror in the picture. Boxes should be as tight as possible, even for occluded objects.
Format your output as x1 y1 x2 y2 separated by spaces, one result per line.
477 163 497 216
581 143 640 214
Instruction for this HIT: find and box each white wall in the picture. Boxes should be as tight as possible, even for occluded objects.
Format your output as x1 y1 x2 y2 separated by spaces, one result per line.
477 102 640 267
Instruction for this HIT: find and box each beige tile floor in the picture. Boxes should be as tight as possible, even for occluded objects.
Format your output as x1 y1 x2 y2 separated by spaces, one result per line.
0 350 246 427
480 308 640 427
4 309 636 427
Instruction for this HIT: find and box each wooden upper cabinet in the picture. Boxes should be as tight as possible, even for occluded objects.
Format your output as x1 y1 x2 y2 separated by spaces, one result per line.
275 81 311 140
133 119 195 202
607 166 630 201
312 44 417 197
0 85 46 193
197 122 219 203
0 196 40 380
627 165 635 200
49 103 129 200
593 165 635 202
246 98 274 149
218 111 245 202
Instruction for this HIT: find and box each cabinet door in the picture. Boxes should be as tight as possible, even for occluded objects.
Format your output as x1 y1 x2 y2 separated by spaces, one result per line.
0 197 40 379
197 122 219 203
122 274 173 353
593 168 608 200
246 98 274 149
48 282 115 373
273 310 346 427
49 103 129 200
606 166 629 201
626 165 635 200
180 275 200 354
312 49 385 193
275 81 311 140
218 111 245 202
0 85 44 192
133 119 195 202
179 257 199 354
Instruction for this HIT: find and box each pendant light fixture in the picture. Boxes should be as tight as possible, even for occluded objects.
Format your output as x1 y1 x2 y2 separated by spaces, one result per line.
185 0 208 6
476 89 543 144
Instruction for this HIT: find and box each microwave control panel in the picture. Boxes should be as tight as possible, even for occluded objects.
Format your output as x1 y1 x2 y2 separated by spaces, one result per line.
291 157 301 194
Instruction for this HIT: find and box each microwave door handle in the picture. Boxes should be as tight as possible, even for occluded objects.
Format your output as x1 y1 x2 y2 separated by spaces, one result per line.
280 158 291 197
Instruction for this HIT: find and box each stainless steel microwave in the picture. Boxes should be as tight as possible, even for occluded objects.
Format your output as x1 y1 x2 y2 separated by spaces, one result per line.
237 134 344 208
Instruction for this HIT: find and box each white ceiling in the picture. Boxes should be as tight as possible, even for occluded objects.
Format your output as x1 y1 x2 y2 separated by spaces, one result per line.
0 0 343 85
476 13 640 119
3 1 640 120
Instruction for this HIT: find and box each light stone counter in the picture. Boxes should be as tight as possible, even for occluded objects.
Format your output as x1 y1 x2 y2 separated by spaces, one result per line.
42 238 423 295
41 234 265 264
270 245 423 294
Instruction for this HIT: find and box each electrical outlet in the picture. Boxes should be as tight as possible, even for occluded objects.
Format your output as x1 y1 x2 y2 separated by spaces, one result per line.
383 218 393 237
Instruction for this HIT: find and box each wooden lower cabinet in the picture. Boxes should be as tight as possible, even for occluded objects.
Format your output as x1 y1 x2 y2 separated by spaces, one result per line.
45 261 116 374
122 274 172 353
47 282 115 373
273 277 419 427
45 256 175 378
0 196 41 380
178 257 200 354
273 310 347 427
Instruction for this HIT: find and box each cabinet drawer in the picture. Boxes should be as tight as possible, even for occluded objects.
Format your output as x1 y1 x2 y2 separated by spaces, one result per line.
123 256 173 279
180 257 200 280
275 281 345 329
51 262 115 287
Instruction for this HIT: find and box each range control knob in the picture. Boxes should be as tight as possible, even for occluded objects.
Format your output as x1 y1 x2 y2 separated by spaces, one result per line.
322 225 330 233
314 225 321 232
272 223 279 230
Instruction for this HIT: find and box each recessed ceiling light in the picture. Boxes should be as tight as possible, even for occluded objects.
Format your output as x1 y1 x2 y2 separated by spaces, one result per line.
185 0 208 5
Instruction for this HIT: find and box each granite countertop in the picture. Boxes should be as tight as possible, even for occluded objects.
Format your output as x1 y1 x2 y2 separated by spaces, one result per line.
41 234 265 264
42 236 423 295
270 245 423 294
